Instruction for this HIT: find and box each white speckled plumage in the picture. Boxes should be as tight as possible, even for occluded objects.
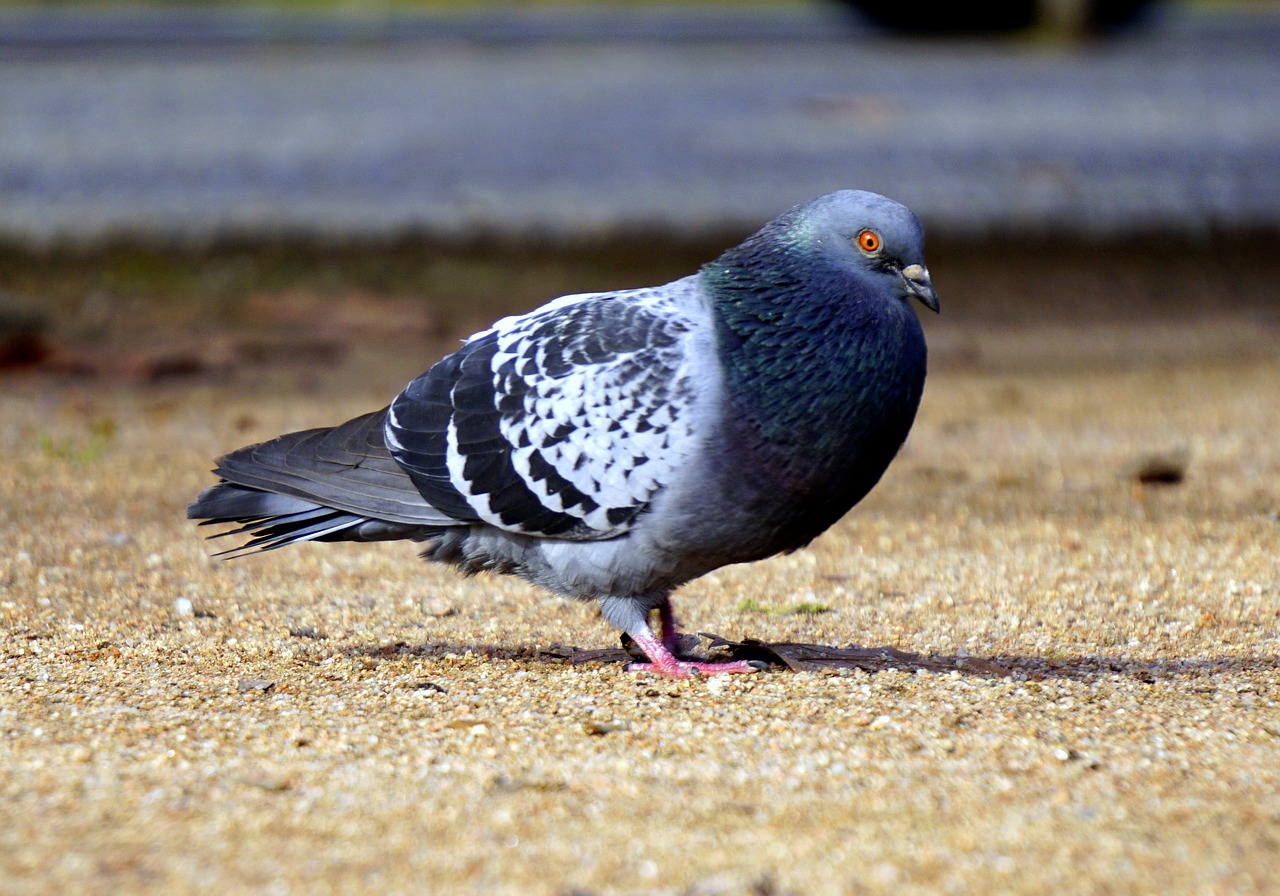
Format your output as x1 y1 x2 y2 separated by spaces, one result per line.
434 277 709 536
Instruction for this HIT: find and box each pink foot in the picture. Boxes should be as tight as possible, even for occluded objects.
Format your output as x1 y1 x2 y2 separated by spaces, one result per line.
625 629 762 679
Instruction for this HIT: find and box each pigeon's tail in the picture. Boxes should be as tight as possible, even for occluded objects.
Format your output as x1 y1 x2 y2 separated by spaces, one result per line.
188 408 457 557
188 483 433 556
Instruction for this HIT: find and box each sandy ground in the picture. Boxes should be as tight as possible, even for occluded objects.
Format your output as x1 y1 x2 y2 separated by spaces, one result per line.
2 264 1279 895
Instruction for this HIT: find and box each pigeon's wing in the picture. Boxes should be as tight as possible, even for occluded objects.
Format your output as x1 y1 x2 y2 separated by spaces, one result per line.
385 281 707 540
208 408 454 526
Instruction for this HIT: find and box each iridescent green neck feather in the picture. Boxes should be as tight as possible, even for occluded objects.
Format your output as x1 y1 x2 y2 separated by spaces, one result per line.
700 213 928 541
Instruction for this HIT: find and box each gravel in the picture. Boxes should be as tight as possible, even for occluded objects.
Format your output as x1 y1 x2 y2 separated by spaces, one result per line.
3 288 1278 892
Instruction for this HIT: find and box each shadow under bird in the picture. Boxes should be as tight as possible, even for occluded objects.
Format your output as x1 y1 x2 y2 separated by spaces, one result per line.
188 190 940 678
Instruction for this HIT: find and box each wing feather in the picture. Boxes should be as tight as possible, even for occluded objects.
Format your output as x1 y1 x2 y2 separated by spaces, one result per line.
386 280 708 540
212 409 453 526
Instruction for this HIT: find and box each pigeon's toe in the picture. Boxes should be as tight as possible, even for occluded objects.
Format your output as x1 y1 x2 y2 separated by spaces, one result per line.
625 659 762 679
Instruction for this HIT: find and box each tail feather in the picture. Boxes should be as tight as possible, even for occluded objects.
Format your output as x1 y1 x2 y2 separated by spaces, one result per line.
192 485 444 557
188 409 459 557
209 408 454 527
209 508 361 557
189 482 319 522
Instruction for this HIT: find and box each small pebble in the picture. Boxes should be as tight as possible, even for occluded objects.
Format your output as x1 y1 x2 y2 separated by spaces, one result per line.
421 595 457 617
584 720 630 736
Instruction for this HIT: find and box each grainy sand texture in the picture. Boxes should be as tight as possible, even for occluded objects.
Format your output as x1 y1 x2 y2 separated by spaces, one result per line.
2 249 1279 895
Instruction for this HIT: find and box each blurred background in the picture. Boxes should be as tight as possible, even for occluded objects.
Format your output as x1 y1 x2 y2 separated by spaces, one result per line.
1 0 1278 377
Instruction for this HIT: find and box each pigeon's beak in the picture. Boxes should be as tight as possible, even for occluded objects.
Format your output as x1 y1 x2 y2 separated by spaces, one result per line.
900 264 939 314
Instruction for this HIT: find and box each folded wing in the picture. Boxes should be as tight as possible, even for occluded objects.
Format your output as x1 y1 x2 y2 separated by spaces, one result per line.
385 284 706 541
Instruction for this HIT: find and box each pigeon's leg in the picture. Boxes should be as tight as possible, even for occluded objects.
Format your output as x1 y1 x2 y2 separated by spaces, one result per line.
601 595 758 679
656 596 681 653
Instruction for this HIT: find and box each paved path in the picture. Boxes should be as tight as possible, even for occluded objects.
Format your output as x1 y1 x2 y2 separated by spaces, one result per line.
2 4 1278 245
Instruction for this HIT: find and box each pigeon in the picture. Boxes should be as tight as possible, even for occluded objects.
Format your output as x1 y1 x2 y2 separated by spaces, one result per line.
188 190 939 678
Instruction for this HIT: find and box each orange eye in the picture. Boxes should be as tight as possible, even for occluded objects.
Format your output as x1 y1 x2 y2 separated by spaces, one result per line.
856 229 881 253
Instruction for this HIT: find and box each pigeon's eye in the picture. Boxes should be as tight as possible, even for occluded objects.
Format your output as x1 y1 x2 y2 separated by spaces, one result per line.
855 230 881 253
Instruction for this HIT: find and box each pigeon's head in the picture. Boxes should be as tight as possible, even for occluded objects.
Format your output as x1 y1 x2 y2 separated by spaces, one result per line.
794 190 939 314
